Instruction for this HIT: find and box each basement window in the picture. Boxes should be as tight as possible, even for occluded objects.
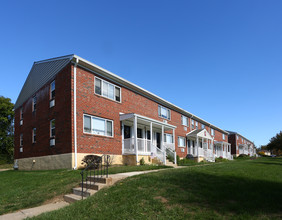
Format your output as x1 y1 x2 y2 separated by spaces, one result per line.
95 77 121 102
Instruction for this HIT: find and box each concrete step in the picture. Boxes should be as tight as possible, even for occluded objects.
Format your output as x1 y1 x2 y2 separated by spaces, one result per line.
79 182 107 190
72 187 97 197
86 176 112 185
64 194 83 203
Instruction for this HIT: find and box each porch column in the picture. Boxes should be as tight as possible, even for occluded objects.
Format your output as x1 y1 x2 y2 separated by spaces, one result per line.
196 137 199 156
221 143 223 157
161 125 164 150
150 122 153 151
173 128 175 151
121 122 124 155
134 115 138 164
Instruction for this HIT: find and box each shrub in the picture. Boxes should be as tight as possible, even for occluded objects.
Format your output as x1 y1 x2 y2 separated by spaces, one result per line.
140 157 145 166
176 155 180 165
215 157 229 163
178 158 197 166
166 154 174 163
186 154 194 159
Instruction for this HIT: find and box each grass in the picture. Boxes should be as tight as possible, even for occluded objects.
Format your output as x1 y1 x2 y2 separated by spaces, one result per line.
0 164 171 215
31 157 282 220
0 163 13 169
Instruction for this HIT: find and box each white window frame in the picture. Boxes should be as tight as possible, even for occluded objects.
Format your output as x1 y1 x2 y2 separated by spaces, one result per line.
211 128 215 136
195 121 198 129
32 96 37 112
83 114 114 137
222 133 225 140
50 80 55 100
164 133 174 143
181 115 188 126
94 77 121 103
32 128 36 143
20 133 23 146
158 105 171 120
50 119 55 137
237 135 239 140
191 119 194 129
20 107 23 120
178 136 186 147
201 124 205 129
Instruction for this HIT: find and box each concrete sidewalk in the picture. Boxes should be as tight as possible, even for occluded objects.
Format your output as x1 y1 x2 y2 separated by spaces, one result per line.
0 166 186 219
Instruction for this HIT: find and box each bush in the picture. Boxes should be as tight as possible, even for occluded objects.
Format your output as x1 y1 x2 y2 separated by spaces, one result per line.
215 157 229 163
186 154 194 159
238 154 249 158
176 155 180 165
166 154 174 163
140 157 145 166
178 158 197 166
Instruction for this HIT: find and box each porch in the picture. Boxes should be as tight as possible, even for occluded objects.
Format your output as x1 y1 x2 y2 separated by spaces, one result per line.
187 129 215 162
120 113 177 165
214 141 233 160
238 144 249 155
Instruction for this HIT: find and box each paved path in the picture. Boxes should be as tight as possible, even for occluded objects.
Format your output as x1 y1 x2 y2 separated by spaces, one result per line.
0 166 189 219
0 169 11 172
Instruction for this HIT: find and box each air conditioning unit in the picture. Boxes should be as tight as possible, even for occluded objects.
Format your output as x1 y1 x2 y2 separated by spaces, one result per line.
50 138 55 146
20 147 23 152
20 119 23 126
50 100 55 108
184 127 187 131
163 120 167 123
181 148 185 152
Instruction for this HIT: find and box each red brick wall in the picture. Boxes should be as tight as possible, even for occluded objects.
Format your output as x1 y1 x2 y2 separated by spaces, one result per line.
14 64 73 159
74 65 228 158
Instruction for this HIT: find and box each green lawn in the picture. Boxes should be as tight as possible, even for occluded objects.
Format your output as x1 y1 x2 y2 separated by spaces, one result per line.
0 164 170 215
31 157 282 220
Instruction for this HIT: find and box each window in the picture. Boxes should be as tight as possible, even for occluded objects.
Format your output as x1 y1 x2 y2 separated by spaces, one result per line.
50 119 55 137
20 133 23 146
20 107 23 120
178 136 185 147
94 77 121 102
83 114 113 137
164 134 173 143
201 124 205 129
32 96 37 112
237 135 238 140
50 80 55 100
222 133 225 140
33 128 36 143
211 128 214 136
146 130 151 140
191 119 194 129
137 128 143 138
181 115 188 126
158 105 171 120
195 121 198 129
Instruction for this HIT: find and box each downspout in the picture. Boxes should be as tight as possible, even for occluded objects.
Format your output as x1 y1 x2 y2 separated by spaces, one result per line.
73 58 78 170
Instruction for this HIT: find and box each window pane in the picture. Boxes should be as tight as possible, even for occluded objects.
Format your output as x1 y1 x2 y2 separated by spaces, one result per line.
166 134 172 143
161 107 167 118
84 116 91 133
107 121 112 136
108 84 114 100
115 87 120 102
137 128 142 138
95 78 102 95
92 118 105 135
124 125 131 139
102 81 108 97
146 130 151 140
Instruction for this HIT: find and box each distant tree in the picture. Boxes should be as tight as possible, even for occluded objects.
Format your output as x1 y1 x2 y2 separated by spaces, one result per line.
267 131 282 152
0 96 14 162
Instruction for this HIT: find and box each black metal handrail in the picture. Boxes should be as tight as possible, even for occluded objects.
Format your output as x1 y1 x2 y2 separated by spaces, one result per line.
80 154 110 199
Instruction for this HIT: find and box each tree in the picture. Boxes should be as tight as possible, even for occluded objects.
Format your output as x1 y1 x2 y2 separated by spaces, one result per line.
267 131 282 154
0 96 14 162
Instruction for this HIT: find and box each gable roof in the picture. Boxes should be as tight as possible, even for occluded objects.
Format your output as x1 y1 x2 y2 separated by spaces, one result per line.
186 129 213 140
15 55 74 109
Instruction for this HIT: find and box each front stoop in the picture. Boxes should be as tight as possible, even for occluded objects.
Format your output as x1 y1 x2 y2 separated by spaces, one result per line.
64 177 113 204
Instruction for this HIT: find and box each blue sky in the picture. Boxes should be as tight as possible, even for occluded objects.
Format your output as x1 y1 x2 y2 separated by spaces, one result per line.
0 0 281 147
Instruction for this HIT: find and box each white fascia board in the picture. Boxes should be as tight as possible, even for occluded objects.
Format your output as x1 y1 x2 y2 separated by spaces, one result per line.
73 55 227 134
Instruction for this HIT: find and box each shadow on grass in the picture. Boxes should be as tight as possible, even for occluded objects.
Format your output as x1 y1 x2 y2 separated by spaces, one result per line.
153 168 282 217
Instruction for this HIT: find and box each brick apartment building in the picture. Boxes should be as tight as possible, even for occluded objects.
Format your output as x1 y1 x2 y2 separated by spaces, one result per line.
14 55 233 170
226 131 256 156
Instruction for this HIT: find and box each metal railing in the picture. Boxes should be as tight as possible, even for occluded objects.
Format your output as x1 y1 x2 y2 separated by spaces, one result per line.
80 155 110 199
166 147 176 164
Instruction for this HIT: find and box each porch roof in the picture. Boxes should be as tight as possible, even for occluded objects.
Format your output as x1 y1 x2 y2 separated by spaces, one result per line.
120 113 176 130
214 141 231 146
186 129 213 140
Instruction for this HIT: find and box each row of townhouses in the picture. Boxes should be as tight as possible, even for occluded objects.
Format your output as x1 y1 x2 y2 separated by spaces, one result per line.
14 55 256 170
